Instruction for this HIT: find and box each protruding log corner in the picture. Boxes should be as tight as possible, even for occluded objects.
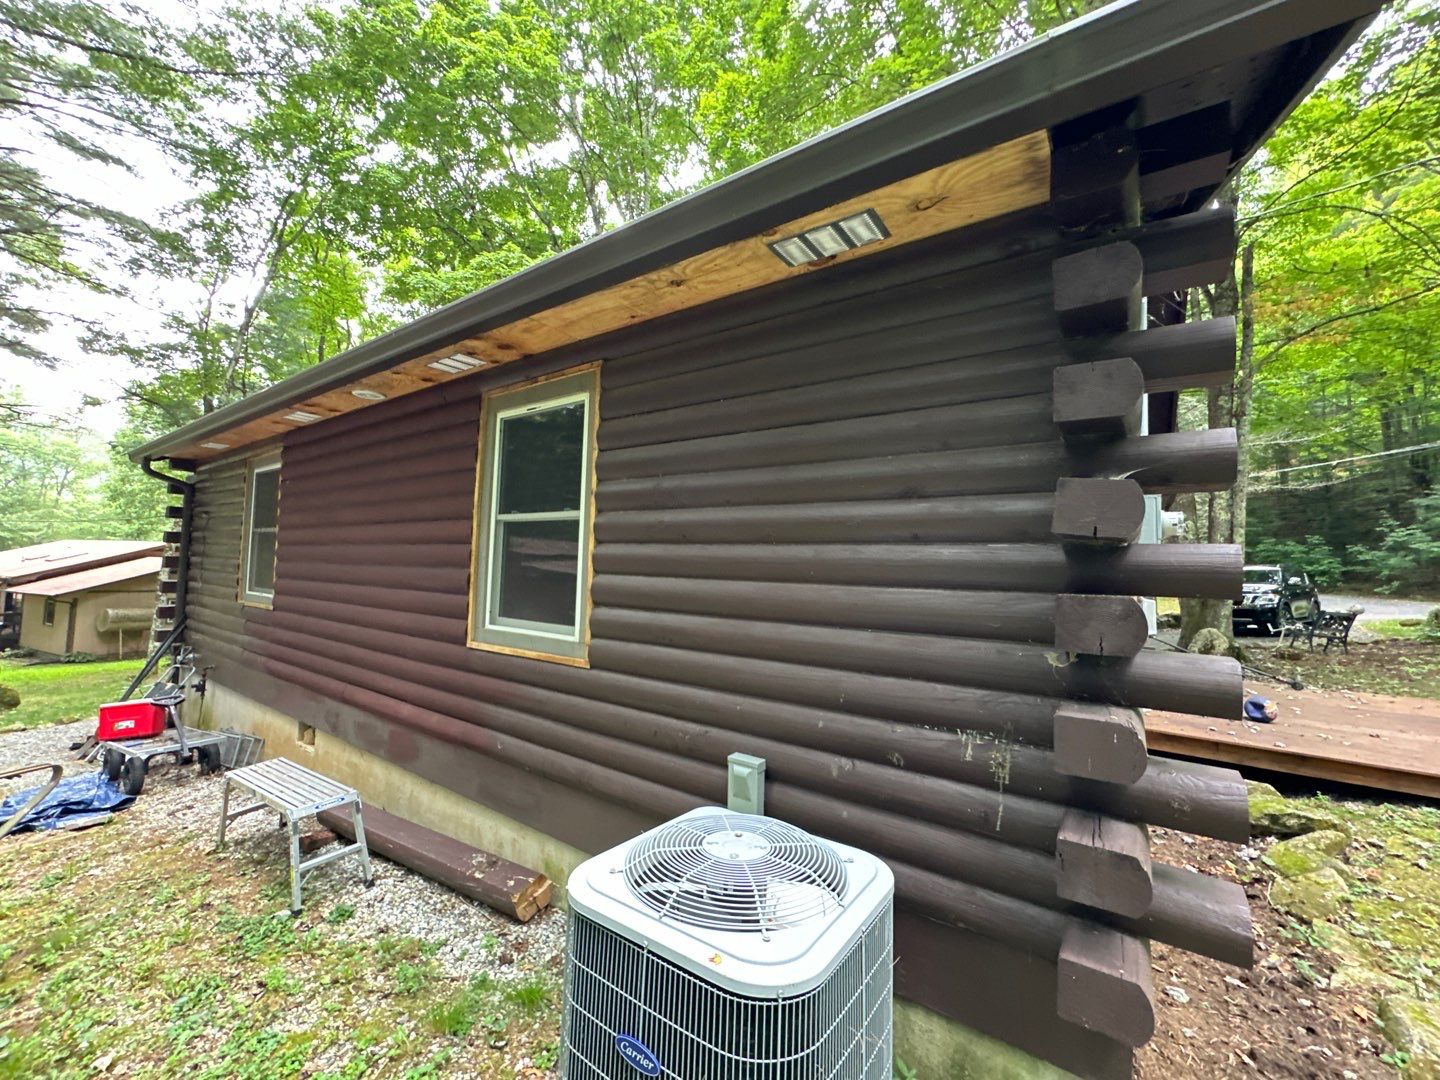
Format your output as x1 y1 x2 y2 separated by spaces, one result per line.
1053 702 1148 784
1052 241 1143 336
1058 923 1157 1047
1056 809 1154 917
1052 477 1145 545
1053 358 1144 440
1054 593 1148 656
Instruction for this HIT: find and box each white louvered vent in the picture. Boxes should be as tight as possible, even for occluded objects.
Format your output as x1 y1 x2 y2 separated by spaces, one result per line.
623 810 847 932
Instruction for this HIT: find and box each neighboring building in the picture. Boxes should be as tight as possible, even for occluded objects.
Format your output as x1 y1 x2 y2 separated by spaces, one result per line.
0 541 163 657
128 2 1386 1076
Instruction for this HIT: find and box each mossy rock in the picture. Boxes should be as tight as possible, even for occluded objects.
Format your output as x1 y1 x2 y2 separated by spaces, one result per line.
1189 628 1231 655
1378 996 1440 1080
1247 781 1350 838
1269 867 1349 921
1262 830 1351 878
0 684 18 711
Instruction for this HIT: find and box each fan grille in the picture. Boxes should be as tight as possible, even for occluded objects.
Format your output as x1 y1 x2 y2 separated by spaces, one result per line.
623 811 848 932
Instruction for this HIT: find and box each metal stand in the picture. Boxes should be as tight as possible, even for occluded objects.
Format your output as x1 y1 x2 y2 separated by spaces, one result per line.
217 758 373 914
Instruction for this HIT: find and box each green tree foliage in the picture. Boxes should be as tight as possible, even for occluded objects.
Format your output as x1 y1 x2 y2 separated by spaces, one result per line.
0 0 229 364
1241 2 1440 584
1350 490 1440 594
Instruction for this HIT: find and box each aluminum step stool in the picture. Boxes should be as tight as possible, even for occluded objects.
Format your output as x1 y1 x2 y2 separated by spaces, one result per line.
216 757 374 914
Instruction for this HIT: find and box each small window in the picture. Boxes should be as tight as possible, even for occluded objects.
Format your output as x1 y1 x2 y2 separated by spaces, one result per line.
42 598 56 626
470 366 598 664
241 454 282 605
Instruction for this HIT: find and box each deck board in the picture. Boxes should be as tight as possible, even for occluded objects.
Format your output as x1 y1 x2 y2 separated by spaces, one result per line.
1145 685 1440 799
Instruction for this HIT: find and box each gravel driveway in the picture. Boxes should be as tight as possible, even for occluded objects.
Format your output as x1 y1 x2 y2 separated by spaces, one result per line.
0 717 566 989
1320 594 1436 622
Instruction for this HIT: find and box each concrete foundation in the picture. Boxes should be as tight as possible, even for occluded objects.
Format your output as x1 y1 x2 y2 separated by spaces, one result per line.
194 678 1079 1079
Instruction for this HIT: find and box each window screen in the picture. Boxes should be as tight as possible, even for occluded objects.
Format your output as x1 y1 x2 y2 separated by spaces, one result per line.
471 368 597 662
242 457 281 604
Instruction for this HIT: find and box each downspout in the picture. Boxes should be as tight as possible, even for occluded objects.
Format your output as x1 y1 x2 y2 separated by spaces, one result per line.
141 455 195 625
124 456 197 700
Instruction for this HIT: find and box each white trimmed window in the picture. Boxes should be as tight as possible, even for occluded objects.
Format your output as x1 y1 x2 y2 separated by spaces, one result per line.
241 454 281 606
470 367 598 664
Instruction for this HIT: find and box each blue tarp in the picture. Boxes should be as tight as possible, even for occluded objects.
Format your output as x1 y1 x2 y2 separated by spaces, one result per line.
0 771 133 833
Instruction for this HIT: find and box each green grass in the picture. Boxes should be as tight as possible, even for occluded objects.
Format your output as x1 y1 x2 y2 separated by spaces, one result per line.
1366 619 1435 642
0 657 144 731
0 810 561 1078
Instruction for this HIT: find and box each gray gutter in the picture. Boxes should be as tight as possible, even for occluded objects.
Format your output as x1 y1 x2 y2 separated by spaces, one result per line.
131 0 1383 463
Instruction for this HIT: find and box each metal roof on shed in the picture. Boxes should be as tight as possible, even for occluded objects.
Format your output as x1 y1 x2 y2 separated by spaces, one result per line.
7 556 162 598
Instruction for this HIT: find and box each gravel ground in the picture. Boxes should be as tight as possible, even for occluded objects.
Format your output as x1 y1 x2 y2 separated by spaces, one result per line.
0 718 567 992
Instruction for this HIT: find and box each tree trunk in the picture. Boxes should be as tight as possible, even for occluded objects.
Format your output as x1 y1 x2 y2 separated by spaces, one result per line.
1179 241 1254 649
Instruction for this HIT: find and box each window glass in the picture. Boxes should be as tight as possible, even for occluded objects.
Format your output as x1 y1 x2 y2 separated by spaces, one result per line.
495 519 581 627
497 402 585 515
43 598 56 626
471 369 597 662
243 458 281 603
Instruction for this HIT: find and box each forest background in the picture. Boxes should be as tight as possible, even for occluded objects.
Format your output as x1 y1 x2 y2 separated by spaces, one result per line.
3 0 1437 639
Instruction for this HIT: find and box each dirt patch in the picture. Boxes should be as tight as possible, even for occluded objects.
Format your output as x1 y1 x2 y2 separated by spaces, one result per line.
1137 828 1396 1079
1267 639 1440 700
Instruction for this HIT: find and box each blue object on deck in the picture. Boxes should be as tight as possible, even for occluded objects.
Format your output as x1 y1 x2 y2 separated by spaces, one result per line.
0 771 134 833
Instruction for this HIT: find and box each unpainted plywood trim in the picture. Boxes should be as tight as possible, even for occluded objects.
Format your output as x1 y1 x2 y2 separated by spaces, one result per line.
168 132 1052 463
465 362 602 669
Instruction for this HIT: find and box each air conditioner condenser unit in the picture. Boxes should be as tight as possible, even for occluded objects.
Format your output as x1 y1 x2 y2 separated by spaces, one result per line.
562 806 895 1079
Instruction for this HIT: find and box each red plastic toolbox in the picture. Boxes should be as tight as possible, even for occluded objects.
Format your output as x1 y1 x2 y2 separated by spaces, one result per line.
96 700 167 741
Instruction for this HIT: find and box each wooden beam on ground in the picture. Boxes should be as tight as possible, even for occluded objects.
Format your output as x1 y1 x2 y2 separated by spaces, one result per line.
1057 923 1156 1047
1052 242 1143 336
1052 477 1145 545
1054 594 1148 657
1053 703 1148 785
1056 810 1153 917
1053 359 1144 440
319 805 553 922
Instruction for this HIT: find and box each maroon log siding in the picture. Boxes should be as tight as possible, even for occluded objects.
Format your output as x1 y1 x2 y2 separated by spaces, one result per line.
185 209 1241 1079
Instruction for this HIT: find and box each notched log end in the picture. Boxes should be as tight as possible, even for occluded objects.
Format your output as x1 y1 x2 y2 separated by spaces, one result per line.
1054 593 1149 657
1053 476 1145 545
1058 922 1156 1047
1053 702 1148 785
1056 809 1154 918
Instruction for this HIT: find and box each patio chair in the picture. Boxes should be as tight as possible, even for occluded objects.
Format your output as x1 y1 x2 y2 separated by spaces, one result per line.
1277 606 1320 650
1315 608 1362 654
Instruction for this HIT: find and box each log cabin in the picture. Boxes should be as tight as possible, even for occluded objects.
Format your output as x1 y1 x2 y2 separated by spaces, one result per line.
130 1 1388 1074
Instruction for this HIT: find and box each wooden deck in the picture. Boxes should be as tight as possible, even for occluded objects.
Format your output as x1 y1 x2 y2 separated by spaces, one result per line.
1145 686 1440 799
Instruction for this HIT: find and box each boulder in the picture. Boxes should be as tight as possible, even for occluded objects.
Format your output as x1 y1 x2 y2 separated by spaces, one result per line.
1247 781 1350 838
1378 996 1440 1080
1269 867 1348 921
0 684 18 711
1262 830 1351 878
1189 627 1231 655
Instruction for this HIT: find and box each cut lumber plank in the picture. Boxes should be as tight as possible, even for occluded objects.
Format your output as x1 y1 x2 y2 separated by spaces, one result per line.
1052 477 1145 545
1056 809 1153 917
1053 358 1144 440
1057 922 1156 1047
320 804 553 922
1053 703 1148 785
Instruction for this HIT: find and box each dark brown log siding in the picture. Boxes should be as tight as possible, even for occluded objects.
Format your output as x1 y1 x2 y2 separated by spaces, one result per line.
185 210 1239 1079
